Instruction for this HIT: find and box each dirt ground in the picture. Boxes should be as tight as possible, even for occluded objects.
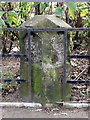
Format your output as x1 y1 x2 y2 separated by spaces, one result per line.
1 58 20 75
0 107 89 119
0 49 90 120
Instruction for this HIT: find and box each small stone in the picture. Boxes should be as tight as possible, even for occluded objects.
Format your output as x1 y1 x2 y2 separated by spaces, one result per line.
51 108 59 112
61 113 68 116
45 103 53 108
35 109 42 112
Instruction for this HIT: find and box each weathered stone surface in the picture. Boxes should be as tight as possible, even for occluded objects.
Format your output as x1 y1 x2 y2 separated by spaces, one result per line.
20 15 72 103
21 15 71 68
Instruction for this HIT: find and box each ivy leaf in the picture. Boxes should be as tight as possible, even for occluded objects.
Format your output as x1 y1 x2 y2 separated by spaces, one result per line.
8 11 17 17
55 7 63 17
0 11 5 17
0 18 6 26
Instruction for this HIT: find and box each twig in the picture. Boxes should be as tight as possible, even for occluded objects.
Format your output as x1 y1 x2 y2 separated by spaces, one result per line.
74 65 88 80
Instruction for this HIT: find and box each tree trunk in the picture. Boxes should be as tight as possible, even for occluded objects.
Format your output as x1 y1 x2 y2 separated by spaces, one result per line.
35 4 40 15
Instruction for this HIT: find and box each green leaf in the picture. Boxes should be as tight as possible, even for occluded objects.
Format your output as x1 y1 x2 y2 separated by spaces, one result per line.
40 3 47 13
0 1 7 4
65 2 76 19
65 2 77 11
7 16 13 24
33 2 40 7
0 18 6 26
8 11 17 17
55 7 63 17
77 2 81 6
69 8 74 19
12 16 17 23
0 11 5 16
7 16 17 25
80 10 87 17
21 2 27 7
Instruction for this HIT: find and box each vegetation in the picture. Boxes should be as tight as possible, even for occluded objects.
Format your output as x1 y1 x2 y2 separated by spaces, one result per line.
0 2 90 103
0 2 89 53
0 2 89 27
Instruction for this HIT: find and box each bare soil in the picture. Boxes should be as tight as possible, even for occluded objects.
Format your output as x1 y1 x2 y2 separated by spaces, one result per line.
1 58 20 75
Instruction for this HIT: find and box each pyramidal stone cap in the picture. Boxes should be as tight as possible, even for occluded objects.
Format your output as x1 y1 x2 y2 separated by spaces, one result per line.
21 14 72 28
